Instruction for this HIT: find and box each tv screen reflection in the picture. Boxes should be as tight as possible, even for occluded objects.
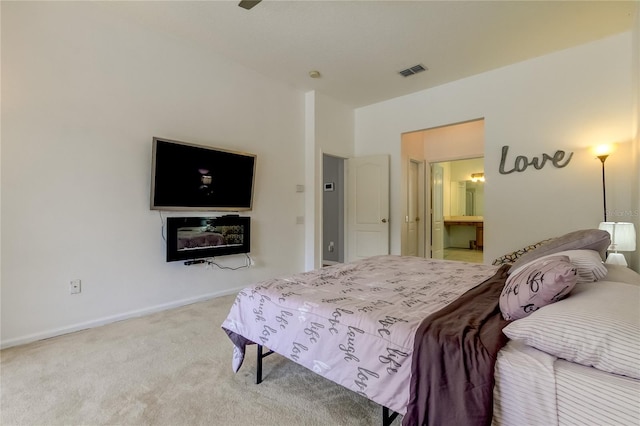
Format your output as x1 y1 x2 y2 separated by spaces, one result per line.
177 225 244 252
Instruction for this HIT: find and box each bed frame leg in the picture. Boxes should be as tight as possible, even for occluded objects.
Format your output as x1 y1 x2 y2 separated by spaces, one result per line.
256 345 397 424
256 344 263 384
255 344 274 385
382 406 399 426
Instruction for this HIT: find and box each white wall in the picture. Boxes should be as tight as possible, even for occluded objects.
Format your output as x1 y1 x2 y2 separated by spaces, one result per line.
1 2 307 347
304 91 354 270
423 120 485 163
355 33 637 266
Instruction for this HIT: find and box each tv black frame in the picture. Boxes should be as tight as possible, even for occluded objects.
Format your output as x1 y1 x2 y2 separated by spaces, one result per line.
166 216 251 262
150 137 257 212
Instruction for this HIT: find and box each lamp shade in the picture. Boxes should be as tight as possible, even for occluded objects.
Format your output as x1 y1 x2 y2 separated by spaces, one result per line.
598 222 636 252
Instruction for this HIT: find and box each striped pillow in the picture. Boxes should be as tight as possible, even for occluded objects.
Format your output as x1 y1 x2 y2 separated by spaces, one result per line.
509 249 607 284
502 281 640 379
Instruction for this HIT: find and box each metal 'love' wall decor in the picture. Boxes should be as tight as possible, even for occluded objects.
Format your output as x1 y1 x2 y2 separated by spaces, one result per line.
499 145 573 174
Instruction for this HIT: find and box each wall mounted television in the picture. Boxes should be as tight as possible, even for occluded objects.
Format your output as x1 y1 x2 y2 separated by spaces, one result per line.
151 137 256 211
166 216 251 262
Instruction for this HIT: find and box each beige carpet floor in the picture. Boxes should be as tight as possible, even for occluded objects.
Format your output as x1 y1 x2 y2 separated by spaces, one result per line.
1 294 402 426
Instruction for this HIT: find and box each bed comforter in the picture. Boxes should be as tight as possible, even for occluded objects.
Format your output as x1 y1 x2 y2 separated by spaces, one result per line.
221 255 500 415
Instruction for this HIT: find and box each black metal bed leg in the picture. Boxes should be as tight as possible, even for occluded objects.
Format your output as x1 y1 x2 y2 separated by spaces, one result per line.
255 344 274 385
256 344 263 384
382 406 399 426
256 345 397 424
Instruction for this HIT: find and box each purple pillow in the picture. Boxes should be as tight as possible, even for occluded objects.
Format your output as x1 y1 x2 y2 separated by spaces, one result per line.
500 255 578 321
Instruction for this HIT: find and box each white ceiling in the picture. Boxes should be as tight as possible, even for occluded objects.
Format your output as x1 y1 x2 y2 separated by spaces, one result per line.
102 0 637 108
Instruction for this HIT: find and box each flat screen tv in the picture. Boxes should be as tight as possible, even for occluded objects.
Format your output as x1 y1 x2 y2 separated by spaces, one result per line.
151 137 256 211
166 216 251 262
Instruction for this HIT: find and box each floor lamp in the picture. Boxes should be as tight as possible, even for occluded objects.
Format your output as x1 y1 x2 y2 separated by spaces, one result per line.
594 144 613 222
596 153 608 222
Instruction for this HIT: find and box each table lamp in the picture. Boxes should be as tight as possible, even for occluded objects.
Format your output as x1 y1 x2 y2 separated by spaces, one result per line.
598 222 637 266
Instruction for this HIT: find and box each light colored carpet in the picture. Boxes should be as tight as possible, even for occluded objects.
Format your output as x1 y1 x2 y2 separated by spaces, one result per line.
1 294 402 426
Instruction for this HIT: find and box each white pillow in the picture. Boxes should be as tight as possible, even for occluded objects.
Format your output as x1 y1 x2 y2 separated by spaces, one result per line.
502 281 640 379
509 249 606 283
602 264 640 286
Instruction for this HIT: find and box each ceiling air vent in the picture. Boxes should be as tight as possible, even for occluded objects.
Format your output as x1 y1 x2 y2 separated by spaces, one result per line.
399 64 427 77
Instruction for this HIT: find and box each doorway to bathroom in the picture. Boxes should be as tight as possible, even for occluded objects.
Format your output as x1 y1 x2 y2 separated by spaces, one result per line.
400 119 485 263
432 157 484 263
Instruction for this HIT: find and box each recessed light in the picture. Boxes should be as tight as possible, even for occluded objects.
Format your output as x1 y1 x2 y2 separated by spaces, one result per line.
309 70 321 79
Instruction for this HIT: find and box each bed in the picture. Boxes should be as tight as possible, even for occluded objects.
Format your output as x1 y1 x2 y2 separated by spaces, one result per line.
493 270 640 426
221 229 640 425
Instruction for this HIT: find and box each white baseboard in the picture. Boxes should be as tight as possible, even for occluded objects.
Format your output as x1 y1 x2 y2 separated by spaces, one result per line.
0 287 244 349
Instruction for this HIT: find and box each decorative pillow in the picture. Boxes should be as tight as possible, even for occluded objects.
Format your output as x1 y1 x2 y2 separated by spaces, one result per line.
509 229 610 271
499 255 577 320
492 239 553 266
502 281 640 380
508 249 607 284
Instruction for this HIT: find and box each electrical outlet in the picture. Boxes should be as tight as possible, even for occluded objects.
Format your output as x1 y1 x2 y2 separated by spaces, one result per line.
69 279 81 294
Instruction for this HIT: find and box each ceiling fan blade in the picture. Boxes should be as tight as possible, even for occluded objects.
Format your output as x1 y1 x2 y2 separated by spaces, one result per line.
238 0 262 10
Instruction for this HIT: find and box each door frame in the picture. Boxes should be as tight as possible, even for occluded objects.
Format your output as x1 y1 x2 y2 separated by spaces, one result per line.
321 153 390 265
402 119 485 260
429 156 485 260
322 153 347 266
430 162 445 259
403 158 426 257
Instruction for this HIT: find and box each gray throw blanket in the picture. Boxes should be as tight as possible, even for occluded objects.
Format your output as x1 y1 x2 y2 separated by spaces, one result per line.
403 265 510 426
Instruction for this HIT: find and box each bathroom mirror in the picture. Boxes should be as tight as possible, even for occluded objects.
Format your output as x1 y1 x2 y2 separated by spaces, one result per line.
450 179 484 216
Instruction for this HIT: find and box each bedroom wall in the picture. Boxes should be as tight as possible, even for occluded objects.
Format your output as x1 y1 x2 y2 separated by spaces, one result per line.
304 91 354 270
1 2 307 347
355 32 637 268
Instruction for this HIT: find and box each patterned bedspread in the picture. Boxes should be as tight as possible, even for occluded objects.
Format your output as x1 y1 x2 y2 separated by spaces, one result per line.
221 255 499 414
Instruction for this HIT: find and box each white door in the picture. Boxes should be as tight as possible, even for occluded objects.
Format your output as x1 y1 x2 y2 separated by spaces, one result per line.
347 155 390 262
431 163 444 259
406 160 420 256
